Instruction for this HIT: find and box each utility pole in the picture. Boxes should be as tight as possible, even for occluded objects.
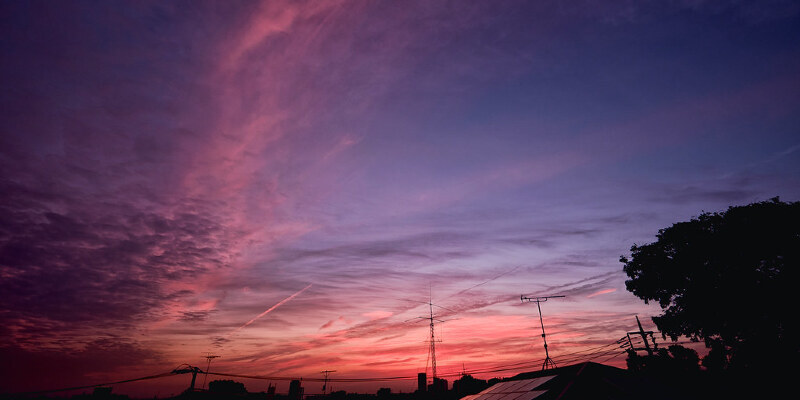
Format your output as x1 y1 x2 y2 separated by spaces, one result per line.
626 315 656 356
320 370 336 395
521 295 565 370
636 316 653 355
201 353 220 390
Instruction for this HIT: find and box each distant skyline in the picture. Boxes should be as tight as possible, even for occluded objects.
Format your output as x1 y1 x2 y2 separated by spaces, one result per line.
2 0 799 396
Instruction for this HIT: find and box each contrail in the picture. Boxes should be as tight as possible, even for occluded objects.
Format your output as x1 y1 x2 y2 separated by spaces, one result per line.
446 266 521 299
228 283 312 337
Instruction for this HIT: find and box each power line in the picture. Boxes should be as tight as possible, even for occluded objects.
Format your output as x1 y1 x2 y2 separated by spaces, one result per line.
206 337 632 383
9 335 697 395
596 350 627 364
172 364 204 392
455 347 623 377
10 343 628 396
7 371 177 395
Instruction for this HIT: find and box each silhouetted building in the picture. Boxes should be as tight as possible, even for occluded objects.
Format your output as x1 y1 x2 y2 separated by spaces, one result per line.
453 374 488 396
92 387 112 399
208 379 247 394
460 362 684 400
266 383 276 399
429 377 447 393
329 390 347 399
288 379 304 400
417 372 427 393
92 387 112 396
376 387 391 398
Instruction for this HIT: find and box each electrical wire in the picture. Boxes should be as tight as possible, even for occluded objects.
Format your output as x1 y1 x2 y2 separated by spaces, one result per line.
7 337 695 394
206 337 635 383
7 371 176 395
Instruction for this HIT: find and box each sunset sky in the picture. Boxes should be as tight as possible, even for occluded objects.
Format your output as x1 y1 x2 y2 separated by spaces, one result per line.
2 0 799 396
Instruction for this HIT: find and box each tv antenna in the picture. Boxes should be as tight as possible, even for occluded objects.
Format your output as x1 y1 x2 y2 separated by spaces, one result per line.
201 353 220 390
521 295 565 370
321 370 336 395
172 364 204 392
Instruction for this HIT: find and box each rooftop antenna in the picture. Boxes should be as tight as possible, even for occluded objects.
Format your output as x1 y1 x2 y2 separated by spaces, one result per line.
201 353 220 390
521 294 565 370
320 370 336 395
172 364 204 392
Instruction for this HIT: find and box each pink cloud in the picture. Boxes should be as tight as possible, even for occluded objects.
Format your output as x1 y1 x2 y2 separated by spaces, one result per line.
319 316 349 330
7 1 787 396
362 310 393 320
586 288 617 298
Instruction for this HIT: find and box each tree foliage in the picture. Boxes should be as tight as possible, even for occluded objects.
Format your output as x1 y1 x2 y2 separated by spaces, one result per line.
626 345 700 374
208 379 247 394
621 197 799 370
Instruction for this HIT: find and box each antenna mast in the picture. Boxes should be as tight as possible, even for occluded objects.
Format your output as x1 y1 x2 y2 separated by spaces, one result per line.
201 353 220 390
320 370 336 395
521 295 565 370
428 300 438 381
172 364 204 392
405 292 448 386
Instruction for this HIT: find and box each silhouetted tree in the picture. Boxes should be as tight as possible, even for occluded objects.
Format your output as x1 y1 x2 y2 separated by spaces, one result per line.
626 345 699 374
621 197 799 372
208 379 247 394
665 344 700 373
452 374 488 396
69 389 130 400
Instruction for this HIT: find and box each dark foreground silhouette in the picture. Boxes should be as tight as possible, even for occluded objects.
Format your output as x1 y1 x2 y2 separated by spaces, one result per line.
7 360 784 400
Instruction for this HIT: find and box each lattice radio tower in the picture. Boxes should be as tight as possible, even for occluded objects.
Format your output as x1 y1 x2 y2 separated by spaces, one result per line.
406 294 450 384
521 294 565 370
427 300 441 380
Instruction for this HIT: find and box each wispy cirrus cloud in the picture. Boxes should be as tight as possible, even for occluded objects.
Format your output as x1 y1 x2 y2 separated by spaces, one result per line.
2 0 799 396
